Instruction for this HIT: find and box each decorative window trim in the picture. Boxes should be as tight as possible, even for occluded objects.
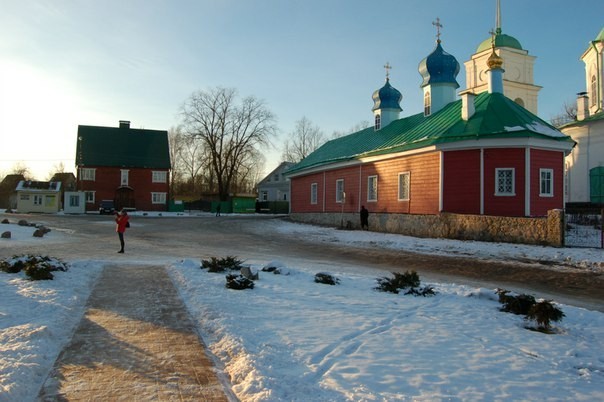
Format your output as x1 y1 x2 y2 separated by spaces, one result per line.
367 175 378 202
80 168 96 181
495 168 515 196
539 168 554 197
152 171 168 183
335 179 345 203
374 114 381 131
151 192 167 204
398 172 410 201
310 183 318 205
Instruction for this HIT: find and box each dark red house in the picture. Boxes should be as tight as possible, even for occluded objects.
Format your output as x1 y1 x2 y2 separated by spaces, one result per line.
75 120 171 212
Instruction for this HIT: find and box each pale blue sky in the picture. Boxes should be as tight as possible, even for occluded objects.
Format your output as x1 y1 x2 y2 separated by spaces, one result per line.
0 0 602 179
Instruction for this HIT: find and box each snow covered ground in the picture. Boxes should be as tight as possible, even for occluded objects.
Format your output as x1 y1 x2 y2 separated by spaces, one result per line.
0 216 603 401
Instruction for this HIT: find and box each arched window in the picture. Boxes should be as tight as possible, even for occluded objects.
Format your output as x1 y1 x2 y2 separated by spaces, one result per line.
424 91 431 116
591 75 597 106
514 98 525 108
374 114 381 130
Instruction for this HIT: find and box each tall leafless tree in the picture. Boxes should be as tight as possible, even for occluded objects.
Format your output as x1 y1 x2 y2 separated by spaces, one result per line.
180 87 276 200
281 117 326 163
330 120 371 139
550 101 577 127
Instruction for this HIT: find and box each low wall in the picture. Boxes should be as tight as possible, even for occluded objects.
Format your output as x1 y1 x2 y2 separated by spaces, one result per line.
289 209 565 247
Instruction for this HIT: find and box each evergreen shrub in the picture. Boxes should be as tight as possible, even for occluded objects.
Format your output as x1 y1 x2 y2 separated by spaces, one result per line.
314 272 340 285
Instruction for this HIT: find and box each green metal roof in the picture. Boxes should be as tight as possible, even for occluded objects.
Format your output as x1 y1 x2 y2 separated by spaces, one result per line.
287 92 574 175
560 110 604 129
476 33 523 53
76 125 171 169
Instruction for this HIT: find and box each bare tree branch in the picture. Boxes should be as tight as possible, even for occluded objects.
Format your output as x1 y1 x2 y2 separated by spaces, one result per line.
281 117 326 163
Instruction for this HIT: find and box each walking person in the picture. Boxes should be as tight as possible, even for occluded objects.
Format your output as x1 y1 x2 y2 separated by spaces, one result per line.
115 209 130 253
360 205 369 230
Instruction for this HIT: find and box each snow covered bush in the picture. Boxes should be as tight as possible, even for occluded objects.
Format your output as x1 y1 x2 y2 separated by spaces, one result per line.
225 274 254 290
201 256 243 272
496 289 536 315
314 272 340 285
374 270 435 296
0 255 68 280
527 300 565 332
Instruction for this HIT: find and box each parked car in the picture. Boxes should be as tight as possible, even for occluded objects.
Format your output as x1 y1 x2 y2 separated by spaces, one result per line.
99 200 115 215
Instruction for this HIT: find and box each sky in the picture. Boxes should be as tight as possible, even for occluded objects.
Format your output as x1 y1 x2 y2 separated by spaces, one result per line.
1 215 603 400
1 0 603 180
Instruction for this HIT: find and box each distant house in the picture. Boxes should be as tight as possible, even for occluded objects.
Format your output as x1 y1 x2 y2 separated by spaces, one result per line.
76 120 171 212
257 162 294 202
0 174 25 210
16 180 62 213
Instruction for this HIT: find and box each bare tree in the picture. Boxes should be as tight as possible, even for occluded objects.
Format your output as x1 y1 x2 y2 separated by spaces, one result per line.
180 87 276 200
281 117 326 163
11 162 32 180
550 101 577 127
330 120 371 139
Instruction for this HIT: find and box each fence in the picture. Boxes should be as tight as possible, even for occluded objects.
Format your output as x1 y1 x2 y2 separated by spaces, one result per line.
564 205 603 248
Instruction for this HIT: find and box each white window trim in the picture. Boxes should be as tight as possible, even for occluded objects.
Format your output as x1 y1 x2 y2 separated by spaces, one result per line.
310 183 318 205
398 172 410 201
367 175 378 202
539 168 554 197
151 192 167 204
81 168 96 181
335 179 344 203
85 191 96 203
121 169 129 186
495 168 516 196
152 170 167 183
33 195 43 205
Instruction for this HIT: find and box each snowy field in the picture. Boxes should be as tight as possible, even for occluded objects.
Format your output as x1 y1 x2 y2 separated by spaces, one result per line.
0 216 603 401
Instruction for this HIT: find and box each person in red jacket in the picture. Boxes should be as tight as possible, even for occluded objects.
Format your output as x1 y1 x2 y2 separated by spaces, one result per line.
115 210 130 253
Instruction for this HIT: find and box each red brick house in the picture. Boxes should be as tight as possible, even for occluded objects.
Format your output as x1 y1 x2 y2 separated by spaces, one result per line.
75 120 171 212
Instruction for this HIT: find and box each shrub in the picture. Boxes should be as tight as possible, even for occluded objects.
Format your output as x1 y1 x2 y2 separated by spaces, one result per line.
496 289 536 315
201 256 243 272
375 271 421 294
24 263 54 280
0 260 21 273
315 272 340 285
225 274 254 290
0 255 68 278
405 285 436 297
527 300 565 332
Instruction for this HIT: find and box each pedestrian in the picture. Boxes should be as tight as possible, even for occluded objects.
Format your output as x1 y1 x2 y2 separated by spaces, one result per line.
115 209 130 253
360 205 369 230
216 203 221 217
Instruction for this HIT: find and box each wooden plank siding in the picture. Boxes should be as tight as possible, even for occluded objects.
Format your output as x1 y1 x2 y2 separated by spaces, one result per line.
442 150 481 214
483 148 526 217
290 152 440 215
529 149 565 217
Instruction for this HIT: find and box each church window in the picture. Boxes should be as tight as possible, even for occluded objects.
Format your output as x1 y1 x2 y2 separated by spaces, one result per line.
374 114 381 130
539 169 553 197
514 98 525 108
367 175 378 202
591 75 597 106
424 92 431 116
398 172 410 201
495 168 515 196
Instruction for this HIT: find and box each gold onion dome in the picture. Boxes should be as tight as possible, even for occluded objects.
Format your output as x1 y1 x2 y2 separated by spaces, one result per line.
487 47 504 70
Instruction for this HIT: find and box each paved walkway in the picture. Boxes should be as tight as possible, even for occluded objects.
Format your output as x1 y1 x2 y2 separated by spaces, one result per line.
38 265 231 401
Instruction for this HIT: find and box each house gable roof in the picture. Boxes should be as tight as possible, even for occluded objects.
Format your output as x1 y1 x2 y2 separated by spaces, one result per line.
16 180 61 192
258 161 295 186
76 125 171 169
287 92 574 175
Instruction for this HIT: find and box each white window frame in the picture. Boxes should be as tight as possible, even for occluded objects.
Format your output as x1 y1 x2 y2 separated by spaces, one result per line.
261 191 268 201
69 195 80 207
495 168 515 196
120 169 129 186
367 175 378 202
310 183 318 205
152 171 167 183
151 192 167 204
33 195 43 205
85 191 95 203
335 179 345 203
398 172 410 201
80 168 96 181
539 168 554 197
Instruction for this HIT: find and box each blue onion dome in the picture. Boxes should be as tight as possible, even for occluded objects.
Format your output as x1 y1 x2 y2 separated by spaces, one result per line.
372 78 402 111
418 40 460 88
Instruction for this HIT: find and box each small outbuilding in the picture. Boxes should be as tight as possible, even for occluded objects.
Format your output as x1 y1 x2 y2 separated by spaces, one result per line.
16 180 62 213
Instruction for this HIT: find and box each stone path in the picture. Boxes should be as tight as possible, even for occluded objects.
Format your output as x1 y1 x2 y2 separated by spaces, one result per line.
38 265 231 401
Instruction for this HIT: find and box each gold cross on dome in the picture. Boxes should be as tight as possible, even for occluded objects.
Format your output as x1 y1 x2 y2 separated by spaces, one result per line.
384 62 392 79
432 17 443 41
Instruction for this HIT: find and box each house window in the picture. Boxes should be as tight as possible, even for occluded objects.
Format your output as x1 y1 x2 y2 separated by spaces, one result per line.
80 168 96 181
261 191 268 201
20 194 30 201
283 193 287 201
591 76 597 106
398 172 410 201
85 191 95 203
374 114 381 130
33 195 42 205
495 168 515 196
540 169 554 197
424 91 431 116
367 175 378 202
152 171 167 183
69 195 80 207
121 170 129 186
310 183 318 204
274 174 280 182
335 179 345 203
151 192 167 204
45 195 56 207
